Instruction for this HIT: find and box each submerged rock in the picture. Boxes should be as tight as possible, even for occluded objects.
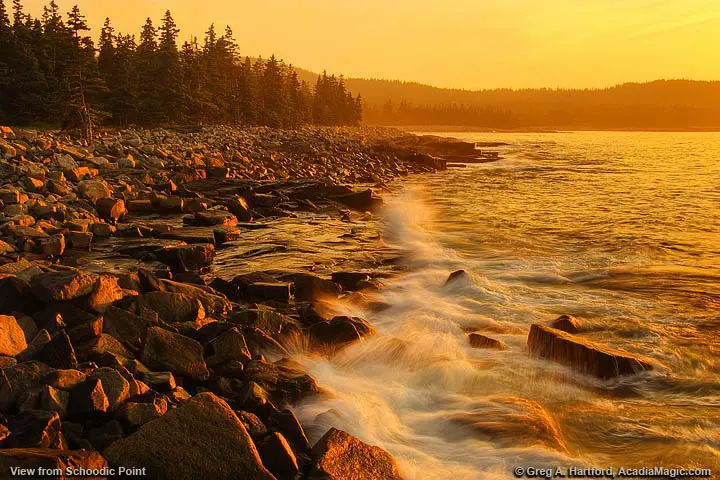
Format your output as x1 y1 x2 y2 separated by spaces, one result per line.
527 324 653 379
308 316 376 350
549 315 581 334
468 333 505 350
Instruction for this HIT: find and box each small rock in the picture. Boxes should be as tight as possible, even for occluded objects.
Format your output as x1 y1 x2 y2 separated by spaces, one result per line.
117 398 168 428
96 197 126 223
69 378 109 417
40 234 65 257
550 315 581 334
257 432 299 479
468 333 505 350
0 315 28 357
34 331 78 369
68 230 93 249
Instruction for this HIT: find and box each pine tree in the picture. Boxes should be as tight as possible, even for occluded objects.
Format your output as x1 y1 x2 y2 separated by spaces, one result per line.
157 10 182 123
135 17 160 124
109 33 137 126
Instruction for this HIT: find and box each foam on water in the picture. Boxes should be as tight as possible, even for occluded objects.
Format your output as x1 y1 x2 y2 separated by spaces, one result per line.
295 132 720 476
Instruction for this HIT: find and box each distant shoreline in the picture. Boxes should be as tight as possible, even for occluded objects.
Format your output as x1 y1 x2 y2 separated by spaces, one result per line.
388 125 720 133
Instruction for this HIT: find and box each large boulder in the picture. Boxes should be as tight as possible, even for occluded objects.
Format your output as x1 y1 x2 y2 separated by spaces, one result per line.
31 270 96 302
103 392 276 480
527 324 653 378
141 327 209 381
96 198 126 224
0 315 28 357
309 428 402 480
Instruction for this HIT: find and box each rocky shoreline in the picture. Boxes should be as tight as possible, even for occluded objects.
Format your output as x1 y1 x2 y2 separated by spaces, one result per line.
0 124 474 479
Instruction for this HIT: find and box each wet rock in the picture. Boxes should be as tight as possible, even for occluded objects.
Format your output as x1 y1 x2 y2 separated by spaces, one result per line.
4 410 62 448
141 326 209 380
309 427 402 480
96 197 126 223
193 209 238 227
244 358 320 407
468 333 505 350
257 432 300 479
31 269 96 302
40 233 65 257
247 282 293 303
334 189 382 212
331 272 371 291
289 274 341 302
104 392 276 480
0 315 28 357
527 324 653 378
444 269 470 286
34 331 78 369
230 307 302 345
308 316 376 350
157 243 214 272
550 315 581 334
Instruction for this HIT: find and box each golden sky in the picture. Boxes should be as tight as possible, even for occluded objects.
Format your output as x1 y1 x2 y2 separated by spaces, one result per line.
20 0 720 89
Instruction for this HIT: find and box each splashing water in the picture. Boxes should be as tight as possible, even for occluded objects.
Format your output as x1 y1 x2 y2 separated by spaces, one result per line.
294 132 720 479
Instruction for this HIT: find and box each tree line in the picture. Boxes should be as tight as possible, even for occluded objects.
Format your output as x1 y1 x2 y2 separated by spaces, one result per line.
0 1 363 138
352 78 720 129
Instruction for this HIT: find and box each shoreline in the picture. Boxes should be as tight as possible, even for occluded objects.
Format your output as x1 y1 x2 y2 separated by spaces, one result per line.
0 124 468 478
392 124 720 133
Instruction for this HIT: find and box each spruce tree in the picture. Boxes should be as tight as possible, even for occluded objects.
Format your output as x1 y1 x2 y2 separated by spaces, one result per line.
157 10 182 123
135 17 160 124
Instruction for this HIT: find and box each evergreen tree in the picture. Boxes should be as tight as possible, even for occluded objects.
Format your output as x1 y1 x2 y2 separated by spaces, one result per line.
135 17 160 124
157 10 182 122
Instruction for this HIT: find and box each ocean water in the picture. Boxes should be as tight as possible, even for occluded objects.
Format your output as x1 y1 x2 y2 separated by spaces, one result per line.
293 131 720 479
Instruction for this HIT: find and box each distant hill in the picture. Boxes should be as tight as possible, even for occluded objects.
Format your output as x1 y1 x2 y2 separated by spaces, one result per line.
290 68 720 129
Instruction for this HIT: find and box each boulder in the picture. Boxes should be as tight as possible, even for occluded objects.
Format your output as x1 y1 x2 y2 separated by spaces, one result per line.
68 231 93 249
206 327 252 367
39 385 70 418
117 398 168 428
159 279 231 317
550 315 581 334
468 333 505 350
246 282 292 303
0 315 28 357
40 234 65 257
103 392 276 480
308 316 376 350
527 324 653 378
86 275 125 313
309 428 401 480
78 180 111 202
141 327 209 380
257 432 299 479
193 210 238 227
334 189 382 212
4 410 62 448
444 269 470 286
33 331 78 369
290 274 341 302
43 369 87 391
87 368 130 411
0 448 108 476
0 239 16 255
331 272 371 291
135 291 205 325
96 197 126 223
31 270 96 302
102 306 157 345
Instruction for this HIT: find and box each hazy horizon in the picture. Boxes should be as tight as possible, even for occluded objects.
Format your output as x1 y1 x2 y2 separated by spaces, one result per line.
20 0 720 91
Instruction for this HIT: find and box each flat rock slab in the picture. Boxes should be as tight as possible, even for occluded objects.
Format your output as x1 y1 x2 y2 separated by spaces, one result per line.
104 392 275 480
527 324 653 379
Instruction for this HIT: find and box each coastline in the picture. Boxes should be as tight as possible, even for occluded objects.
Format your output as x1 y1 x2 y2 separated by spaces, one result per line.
0 124 467 478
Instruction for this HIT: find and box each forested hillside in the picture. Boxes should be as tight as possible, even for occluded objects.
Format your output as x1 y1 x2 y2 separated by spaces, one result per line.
0 1 362 137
